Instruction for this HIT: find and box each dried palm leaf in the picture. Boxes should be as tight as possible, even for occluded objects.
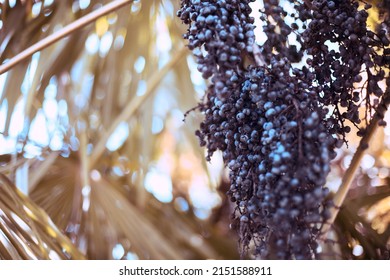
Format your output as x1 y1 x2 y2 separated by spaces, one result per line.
0 0 235 261
327 178 390 259
0 173 85 259
144 198 239 259
30 154 183 259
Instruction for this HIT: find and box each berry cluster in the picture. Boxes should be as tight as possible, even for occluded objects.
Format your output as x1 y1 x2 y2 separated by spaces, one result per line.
178 0 336 259
302 0 390 135
178 0 390 259
177 0 255 99
238 62 335 259
260 0 305 63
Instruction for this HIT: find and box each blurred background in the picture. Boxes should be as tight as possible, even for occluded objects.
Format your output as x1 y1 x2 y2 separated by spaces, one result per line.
0 0 389 259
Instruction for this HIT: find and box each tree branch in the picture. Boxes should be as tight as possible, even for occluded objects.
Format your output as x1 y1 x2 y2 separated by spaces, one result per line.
0 0 132 75
321 91 390 237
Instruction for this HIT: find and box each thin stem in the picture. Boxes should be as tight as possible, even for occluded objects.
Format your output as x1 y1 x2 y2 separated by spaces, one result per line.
89 47 188 167
0 0 132 75
321 119 378 236
252 43 265 67
321 92 390 237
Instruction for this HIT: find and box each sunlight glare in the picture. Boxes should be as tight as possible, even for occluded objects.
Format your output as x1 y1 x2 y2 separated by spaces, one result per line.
151 116 164 134
249 1 267 45
106 121 129 151
125 252 139 260
352 245 364 256
113 34 125 51
99 31 113 57
174 197 189 212
49 132 64 151
44 81 58 99
156 13 172 53
43 98 58 120
44 0 54 7
8 99 25 138
0 135 16 154
136 80 147 96
82 185 91 212
79 0 90 10
134 56 146 73
0 100 7 133
28 110 49 147
32 2 42 17
24 143 42 158
189 176 221 216
145 168 173 203
85 33 100 55
58 100 68 116
112 244 125 260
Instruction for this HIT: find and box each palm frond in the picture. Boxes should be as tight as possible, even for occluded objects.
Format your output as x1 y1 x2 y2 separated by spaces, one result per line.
0 173 84 259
